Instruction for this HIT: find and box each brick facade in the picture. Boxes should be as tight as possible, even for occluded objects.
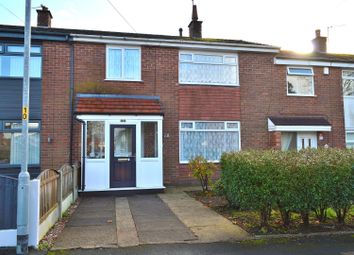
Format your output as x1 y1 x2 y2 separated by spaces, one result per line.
239 52 345 150
39 42 347 185
41 41 71 170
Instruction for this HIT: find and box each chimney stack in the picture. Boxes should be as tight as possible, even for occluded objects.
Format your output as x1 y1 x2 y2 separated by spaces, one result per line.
188 4 202 38
36 5 53 28
312 29 327 53
179 28 183 37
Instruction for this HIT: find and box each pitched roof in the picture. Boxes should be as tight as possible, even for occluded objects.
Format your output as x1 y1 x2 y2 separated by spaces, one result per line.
75 94 163 115
0 24 278 50
269 116 331 126
277 50 354 63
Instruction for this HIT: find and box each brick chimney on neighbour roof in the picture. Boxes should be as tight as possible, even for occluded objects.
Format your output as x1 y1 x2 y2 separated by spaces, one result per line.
312 29 327 53
188 4 202 38
37 5 53 28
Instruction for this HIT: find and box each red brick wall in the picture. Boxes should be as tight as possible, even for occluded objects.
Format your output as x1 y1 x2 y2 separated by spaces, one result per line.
239 52 346 150
41 41 71 170
41 41 346 185
72 43 180 184
179 86 241 120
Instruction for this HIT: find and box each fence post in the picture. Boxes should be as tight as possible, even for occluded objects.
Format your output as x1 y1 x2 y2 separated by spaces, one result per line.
57 170 63 219
72 163 78 202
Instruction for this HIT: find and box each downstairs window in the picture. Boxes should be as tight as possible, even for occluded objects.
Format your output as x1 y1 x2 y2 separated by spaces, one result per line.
179 121 240 163
0 121 40 165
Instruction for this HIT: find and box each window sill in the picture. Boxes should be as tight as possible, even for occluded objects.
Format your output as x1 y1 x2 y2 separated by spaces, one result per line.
104 79 144 83
287 94 317 97
0 164 40 169
179 160 220 164
0 77 41 80
179 82 239 87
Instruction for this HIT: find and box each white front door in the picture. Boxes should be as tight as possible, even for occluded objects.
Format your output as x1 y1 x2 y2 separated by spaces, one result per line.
297 132 317 150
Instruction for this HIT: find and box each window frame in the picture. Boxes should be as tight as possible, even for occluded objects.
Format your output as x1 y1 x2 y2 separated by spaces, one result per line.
86 121 106 160
286 66 315 97
141 121 158 159
179 51 239 86
342 70 354 97
105 45 142 81
179 120 241 164
0 120 41 167
346 131 354 148
0 43 42 79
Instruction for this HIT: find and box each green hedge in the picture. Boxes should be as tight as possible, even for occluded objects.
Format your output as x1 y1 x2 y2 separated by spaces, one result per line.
220 148 354 227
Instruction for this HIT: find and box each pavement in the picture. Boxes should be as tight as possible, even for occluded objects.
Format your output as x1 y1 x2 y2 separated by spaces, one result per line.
2 233 354 255
51 187 248 250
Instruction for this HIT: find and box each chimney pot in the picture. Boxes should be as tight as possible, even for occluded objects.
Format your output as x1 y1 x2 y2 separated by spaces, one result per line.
36 5 53 28
312 29 327 53
315 29 321 38
188 5 202 38
179 28 183 37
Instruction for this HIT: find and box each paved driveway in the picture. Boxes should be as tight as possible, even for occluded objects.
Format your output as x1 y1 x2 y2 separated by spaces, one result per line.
53 189 248 250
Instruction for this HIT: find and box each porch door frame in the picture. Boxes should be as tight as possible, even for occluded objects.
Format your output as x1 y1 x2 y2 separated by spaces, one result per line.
110 124 136 188
297 132 317 151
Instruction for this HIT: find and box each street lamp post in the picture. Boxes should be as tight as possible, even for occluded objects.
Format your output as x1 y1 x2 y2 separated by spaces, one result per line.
17 0 31 254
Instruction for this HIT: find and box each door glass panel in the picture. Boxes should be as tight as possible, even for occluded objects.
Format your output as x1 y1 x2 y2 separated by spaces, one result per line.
114 128 132 157
141 122 158 158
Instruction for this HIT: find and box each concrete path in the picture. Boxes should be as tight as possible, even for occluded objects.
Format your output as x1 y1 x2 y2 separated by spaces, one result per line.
159 191 249 243
53 196 117 250
53 188 249 250
128 195 197 244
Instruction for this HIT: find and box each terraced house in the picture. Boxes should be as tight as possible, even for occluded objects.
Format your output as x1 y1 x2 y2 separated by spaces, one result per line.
0 5 353 192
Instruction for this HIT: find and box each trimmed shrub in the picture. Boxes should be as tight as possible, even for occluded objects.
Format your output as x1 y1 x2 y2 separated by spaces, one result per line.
220 148 354 228
188 156 217 192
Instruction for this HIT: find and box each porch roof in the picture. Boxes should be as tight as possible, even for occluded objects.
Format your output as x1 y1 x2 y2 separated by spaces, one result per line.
75 94 163 115
268 116 332 132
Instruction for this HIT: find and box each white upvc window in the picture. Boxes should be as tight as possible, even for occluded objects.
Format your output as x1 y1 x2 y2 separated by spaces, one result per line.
106 46 141 81
287 67 314 96
179 121 241 163
179 51 239 86
86 121 105 159
342 70 354 97
346 131 354 148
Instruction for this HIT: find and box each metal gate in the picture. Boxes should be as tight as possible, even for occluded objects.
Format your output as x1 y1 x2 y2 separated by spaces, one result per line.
0 175 17 229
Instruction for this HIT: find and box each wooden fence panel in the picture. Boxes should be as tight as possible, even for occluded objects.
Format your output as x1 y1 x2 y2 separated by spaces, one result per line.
37 169 59 223
60 164 73 199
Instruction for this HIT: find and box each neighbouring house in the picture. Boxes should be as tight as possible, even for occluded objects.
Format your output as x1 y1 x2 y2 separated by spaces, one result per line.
0 5 353 192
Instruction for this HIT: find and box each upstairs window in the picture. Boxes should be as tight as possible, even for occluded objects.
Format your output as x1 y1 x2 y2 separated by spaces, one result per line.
343 70 354 97
179 52 238 86
106 46 141 81
287 67 314 96
0 44 42 78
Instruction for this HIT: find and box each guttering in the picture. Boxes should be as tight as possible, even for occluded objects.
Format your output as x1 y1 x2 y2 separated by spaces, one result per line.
71 34 280 53
69 42 75 165
75 117 86 191
0 32 69 41
274 58 354 68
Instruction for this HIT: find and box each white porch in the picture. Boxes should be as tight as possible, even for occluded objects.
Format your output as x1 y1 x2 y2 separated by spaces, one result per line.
76 114 164 192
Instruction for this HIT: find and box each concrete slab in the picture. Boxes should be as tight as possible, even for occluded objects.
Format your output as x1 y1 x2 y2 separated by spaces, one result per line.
115 197 139 247
159 192 249 243
53 225 117 250
128 195 197 244
53 197 117 250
